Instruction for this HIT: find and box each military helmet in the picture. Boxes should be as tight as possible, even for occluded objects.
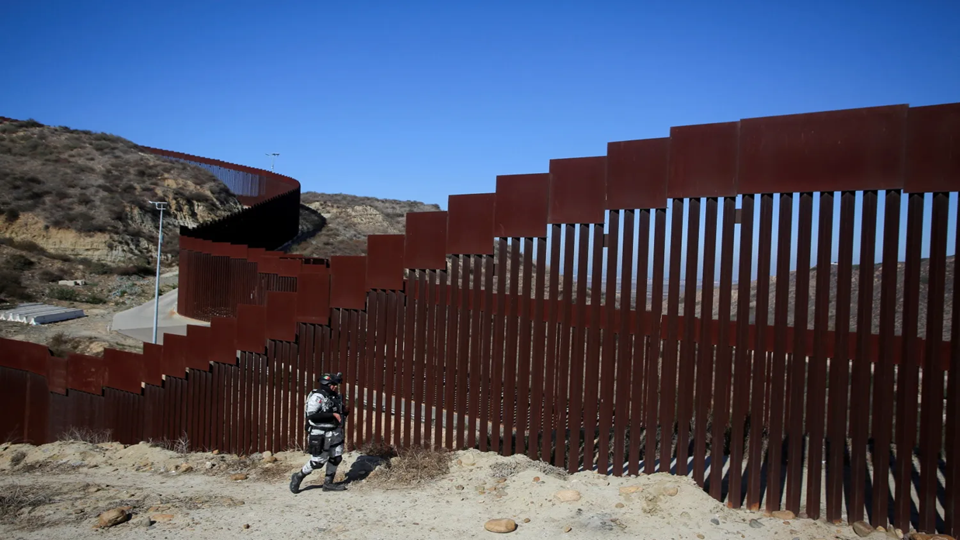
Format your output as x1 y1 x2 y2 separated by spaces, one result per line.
318 372 343 388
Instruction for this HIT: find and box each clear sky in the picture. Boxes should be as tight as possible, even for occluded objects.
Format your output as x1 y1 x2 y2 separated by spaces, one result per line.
3 1 959 284
2 0 959 210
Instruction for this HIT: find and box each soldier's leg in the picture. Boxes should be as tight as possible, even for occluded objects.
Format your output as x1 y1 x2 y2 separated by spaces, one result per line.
322 443 346 491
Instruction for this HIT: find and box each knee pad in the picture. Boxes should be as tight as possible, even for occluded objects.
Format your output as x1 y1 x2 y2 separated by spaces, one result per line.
328 455 343 467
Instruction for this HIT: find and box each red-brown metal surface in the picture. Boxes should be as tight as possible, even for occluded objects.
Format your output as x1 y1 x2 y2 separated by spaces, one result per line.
405 212 448 270
413 271 427 447
583 224 603 471
598 210 619 474
367 235 406 291
480 254 495 452
433 268 447 450
495 174 549 238
504 241 520 456
448 193 496 256
949 204 960 537
729 194 755 508
606 138 669 209
614 209 635 476
894 193 924 529
444 261 459 448
739 106 907 194
629 208 650 475
905 103 960 193
236 304 267 353
568 224 589 472
548 157 607 225
918 192 949 531
529 243 546 460
747 194 772 510
786 193 814 513
806 192 834 519
765 192 792 511
469 255 484 449
677 197 701 478
542 226 561 463
826 191 856 522
667 122 739 199
456 257 472 450
660 200 685 473
494 237 508 455
644 208 666 475
849 190 877 523
330 256 367 310
693 197 718 487
516 238 534 456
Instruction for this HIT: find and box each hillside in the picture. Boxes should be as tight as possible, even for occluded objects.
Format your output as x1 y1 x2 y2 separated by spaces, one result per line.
289 192 441 258
0 118 241 264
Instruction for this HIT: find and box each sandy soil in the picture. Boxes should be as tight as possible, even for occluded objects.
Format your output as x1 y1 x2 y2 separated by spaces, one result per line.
0 441 885 540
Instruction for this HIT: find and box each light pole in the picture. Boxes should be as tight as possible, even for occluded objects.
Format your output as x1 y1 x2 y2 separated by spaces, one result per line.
148 201 167 344
266 152 279 172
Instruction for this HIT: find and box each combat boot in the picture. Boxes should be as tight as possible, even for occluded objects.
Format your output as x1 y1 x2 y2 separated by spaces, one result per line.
322 474 346 492
289 471 306 494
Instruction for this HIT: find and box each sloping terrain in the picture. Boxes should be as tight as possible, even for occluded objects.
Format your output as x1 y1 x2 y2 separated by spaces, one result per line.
290 192 441 258
0 118 241 264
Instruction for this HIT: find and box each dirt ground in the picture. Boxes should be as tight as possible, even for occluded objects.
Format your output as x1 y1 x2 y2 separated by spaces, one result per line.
0 441 885 540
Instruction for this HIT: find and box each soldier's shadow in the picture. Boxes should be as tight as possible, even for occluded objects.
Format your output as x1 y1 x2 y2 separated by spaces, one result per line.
300 455 387 491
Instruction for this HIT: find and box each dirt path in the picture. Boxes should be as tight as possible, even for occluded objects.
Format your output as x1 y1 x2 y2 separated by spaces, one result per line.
0 441 879 539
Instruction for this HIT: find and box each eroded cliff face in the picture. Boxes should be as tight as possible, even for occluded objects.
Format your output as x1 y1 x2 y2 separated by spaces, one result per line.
0 119 242 263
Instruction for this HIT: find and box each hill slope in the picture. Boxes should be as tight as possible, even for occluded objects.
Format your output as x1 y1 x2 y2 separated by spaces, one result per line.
289 192 441 258
0 119 241 263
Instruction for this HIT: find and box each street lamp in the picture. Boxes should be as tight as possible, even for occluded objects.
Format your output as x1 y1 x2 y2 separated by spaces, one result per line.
266 152 279 172
147 201 167 344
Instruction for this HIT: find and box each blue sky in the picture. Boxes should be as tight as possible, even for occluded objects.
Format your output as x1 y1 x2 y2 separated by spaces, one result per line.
2 1 958 281
2 0 958 209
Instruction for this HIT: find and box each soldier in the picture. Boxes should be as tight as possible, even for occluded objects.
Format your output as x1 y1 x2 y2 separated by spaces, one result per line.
290 372 349 493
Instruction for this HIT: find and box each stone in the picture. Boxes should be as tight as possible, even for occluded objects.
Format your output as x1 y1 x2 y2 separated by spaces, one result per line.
460 454 476 466
151 514 175 521
243 524 250 529
263 456 277 463
773 510 796 520
563 526 573 533
698 535 705 539
615 503 625 508
711 518 720 525
85 486 100 494
619 486 643 495
179 463 193 473
134 516 153 528
484 519 517 533
662 485 679 496
554 490 581 502
749 519 763 529
455 485 464 491
205 462 215 469
262 451 272 459
230 473 248 481
853 521 876 537
97 508 129 528
533 476 540 482
523 518 530 523
497 477 507 484
212 449 220 455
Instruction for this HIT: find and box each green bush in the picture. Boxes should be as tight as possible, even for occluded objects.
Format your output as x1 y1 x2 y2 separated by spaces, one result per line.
7 254 35 271
48 286 80 301
83 294 106 305
0 270 29 300
4 208 19 222
37 269 65 282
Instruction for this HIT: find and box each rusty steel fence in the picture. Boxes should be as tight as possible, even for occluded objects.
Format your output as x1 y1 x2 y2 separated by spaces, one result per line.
1 103 959 535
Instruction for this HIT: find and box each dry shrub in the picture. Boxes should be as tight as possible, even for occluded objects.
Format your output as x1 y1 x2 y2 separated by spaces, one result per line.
358 440 398 460
0 484 53 524
58 426 113 444
47 332 83 358
369 446 451 486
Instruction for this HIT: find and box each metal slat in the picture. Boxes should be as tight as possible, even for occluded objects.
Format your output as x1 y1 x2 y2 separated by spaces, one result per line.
644 209 666 475
584 225 604 471
517 239 534 456
730 194 755 509
568 224 590 472
678 198 701 478
599 210 620 475
614 210 634 477
747 194 773 509
693 198 718 487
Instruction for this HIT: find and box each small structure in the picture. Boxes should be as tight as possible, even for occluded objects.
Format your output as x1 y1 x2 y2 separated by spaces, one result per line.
58 279 86 287
0 303 85 325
